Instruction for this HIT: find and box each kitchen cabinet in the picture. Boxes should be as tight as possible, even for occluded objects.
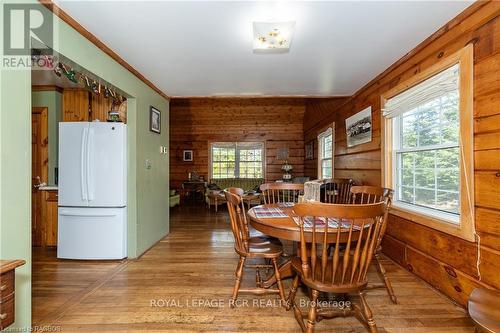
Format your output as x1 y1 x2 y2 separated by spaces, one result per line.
44 190 58 246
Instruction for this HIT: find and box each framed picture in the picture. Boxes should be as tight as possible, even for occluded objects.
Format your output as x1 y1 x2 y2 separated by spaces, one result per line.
346 106 372 147
183 150 193 162
150 106 161 134
276 147 289 161
305 141 314 160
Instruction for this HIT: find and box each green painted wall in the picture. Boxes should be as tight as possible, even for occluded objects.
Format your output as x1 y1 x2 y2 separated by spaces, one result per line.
31 90 62 185
1 2 170 330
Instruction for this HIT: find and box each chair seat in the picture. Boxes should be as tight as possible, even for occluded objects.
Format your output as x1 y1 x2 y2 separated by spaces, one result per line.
468 288 500 333
291 256 367 293
249 229 281 245
237 241 283 259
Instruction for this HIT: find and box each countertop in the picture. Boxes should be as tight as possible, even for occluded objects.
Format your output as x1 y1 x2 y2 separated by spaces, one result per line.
0 260 26 274
38 185 58 191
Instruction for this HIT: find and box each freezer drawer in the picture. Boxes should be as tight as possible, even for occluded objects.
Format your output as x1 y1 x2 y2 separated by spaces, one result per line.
57 207 127 260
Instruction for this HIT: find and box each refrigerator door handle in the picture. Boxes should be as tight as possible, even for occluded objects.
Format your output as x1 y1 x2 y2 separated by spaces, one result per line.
87 127 94 201
59 210 117 218
80 127 88 201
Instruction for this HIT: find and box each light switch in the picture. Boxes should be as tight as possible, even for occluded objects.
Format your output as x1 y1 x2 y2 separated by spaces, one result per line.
145 159 152 169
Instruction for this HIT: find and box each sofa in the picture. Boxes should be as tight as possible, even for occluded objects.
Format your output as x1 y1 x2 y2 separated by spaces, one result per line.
205 178 265 209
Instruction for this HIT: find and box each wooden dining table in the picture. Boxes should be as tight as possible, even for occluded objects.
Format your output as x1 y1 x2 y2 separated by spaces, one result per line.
247 203 360 288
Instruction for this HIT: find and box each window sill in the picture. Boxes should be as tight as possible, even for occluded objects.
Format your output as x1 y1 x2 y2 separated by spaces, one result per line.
389 202 475 242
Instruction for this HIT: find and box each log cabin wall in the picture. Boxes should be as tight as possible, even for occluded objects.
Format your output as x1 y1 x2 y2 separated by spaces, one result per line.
303 1 500 306
169 97 306 189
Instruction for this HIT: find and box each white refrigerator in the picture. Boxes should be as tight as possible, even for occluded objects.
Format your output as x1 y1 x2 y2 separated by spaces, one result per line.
58 122 127 259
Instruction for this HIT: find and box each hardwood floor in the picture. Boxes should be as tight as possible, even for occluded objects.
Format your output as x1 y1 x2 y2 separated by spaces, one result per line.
32 205 475 332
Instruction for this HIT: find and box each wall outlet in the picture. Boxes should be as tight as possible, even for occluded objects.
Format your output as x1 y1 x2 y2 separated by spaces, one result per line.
145 159 152 169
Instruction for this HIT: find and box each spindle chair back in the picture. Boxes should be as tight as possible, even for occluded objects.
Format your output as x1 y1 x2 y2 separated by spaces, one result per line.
294 202 386 291
260 183 304 204
321 178 354 204
288 201 388 332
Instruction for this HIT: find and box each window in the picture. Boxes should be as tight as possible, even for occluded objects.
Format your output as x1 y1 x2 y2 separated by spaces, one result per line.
210 142 264 179
381 45 474 241
318 127 333 179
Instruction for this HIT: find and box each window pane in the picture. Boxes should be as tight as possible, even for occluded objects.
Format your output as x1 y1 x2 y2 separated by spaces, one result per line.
400 186 414 203
415 188 435 207
322 159 332 179
415 168 434 189
437 191 459 214
323 134 332 159
414 150 435 169
402 113 418 148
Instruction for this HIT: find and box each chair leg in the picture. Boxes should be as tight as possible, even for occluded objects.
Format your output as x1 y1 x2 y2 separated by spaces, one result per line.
358 291 378 333
291 285 307 332
375 253 397 304
287 274 300 310
305 289 320 333
272 257 286 303
231 257 246 307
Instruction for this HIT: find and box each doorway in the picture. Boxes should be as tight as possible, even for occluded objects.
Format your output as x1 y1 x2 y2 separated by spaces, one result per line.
31 107 48 247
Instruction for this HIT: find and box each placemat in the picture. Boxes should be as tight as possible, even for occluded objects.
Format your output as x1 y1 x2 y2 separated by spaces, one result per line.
253 207 288 219
293 216 359 230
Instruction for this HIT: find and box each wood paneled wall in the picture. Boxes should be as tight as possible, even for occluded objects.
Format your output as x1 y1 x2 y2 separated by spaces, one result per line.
169 98 306 189
62 88 126 122
303 1 500 306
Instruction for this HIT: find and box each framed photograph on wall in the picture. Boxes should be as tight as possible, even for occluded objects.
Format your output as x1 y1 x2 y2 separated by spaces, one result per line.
305 141 314 160
183 150 193 162
346 106 372 147
150 106 161 134
276 147 289 161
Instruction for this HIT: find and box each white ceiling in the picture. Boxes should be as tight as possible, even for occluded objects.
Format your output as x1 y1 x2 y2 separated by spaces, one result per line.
55 1 473 97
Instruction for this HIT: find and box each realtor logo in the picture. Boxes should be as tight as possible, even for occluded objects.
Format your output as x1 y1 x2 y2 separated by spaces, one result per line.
3 4 53 55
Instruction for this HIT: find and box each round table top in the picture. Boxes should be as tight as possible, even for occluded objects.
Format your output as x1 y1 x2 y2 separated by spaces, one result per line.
247 203 357 243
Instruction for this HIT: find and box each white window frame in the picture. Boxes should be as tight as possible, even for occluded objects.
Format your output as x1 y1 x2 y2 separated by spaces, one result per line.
209 142 265 180
318 125 334 179
381 45 475 241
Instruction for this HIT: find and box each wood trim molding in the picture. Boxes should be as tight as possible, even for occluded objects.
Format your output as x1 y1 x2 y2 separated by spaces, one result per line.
171 95 348 99
39 0 170 101
32 85 64 93
381 44 475 242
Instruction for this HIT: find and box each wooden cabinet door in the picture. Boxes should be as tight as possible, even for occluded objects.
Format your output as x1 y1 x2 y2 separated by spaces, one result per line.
63 90 89 122
44 191 58 247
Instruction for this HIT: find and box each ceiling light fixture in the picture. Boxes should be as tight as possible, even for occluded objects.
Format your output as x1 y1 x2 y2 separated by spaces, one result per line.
253 21 295 53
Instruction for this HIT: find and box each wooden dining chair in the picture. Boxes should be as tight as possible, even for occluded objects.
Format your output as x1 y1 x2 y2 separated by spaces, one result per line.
225 187 279 246
288 201 388 333
321 178 354 204
224 190 286 306
350 185 396 304
260 183 304 204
